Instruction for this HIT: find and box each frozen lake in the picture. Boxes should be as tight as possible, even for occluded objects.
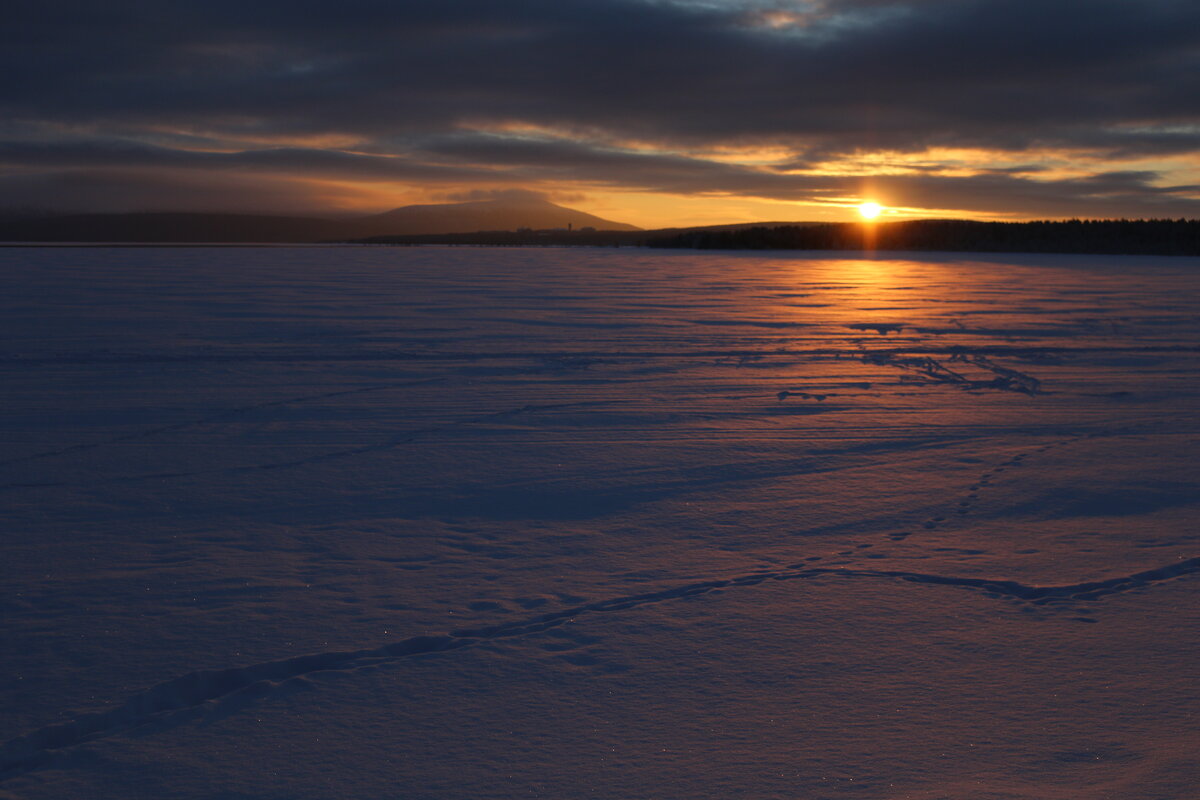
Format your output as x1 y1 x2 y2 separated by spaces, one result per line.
2 246 1199 798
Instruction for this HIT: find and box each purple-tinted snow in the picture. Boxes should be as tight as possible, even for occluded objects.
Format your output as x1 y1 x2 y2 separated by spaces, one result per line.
1 246 1198 798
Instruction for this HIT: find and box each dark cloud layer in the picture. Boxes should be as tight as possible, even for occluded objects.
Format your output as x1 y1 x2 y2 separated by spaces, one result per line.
3 0 1199 216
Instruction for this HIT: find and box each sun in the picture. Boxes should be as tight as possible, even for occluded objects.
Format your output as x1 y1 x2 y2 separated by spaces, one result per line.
858 202 883 220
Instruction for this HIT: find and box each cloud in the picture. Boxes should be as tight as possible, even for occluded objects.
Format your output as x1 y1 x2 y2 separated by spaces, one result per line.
3 131 1198 219
437 188 553 203
411 132 1200 217
0 168 365 214
3 0 1199 216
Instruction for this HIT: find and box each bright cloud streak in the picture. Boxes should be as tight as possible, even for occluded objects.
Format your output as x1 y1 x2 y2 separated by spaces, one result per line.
2 0 1199 222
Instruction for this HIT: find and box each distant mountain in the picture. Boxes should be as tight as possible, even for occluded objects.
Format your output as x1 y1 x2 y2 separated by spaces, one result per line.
0 197 639 243
342 196 640 237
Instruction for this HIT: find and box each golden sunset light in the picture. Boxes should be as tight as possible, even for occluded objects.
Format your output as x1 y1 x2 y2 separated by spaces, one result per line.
4 3 1200 798
1 0 1198 226
858 202 883 220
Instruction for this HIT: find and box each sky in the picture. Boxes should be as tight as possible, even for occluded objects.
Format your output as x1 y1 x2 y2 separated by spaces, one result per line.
3 0 1200 227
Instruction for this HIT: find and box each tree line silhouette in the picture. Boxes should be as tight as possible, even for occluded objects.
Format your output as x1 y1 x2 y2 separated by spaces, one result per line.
647 219 1200 256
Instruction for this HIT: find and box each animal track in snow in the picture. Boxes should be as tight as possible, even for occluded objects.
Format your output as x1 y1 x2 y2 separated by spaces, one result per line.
0 399 614 492
3 554 1197 782
861 350 1042 395
0 379 445 470
889 433 1089 541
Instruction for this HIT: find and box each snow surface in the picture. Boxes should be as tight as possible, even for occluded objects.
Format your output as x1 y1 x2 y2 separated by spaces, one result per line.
1 246 1198 799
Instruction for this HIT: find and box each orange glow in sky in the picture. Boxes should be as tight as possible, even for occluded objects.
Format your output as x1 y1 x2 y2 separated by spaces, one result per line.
858 202 883 220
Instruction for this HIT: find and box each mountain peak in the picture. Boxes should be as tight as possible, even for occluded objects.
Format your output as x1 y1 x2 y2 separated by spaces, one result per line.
349 196 639 236
0 195 640 241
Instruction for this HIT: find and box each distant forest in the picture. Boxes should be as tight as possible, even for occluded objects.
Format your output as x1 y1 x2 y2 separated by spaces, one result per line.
356 219 1200 256
647 219 1200 256
9 216 1197 255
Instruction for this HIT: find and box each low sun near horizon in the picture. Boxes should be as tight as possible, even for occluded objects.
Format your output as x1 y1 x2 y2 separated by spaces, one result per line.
858 202 883 220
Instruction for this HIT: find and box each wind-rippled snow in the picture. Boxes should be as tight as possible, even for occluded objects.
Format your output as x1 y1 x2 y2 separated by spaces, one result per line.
2 246 1198 799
